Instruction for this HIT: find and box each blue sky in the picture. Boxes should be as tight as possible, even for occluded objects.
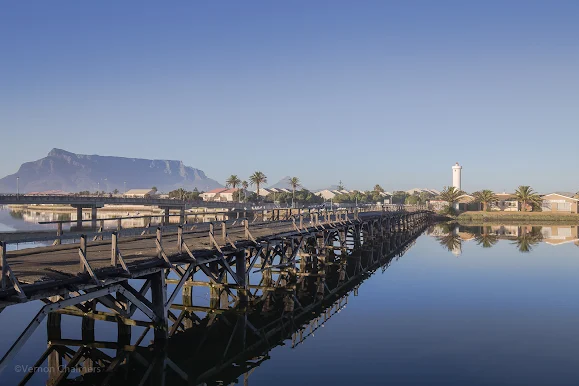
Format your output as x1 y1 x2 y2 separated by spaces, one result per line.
1 1 577 193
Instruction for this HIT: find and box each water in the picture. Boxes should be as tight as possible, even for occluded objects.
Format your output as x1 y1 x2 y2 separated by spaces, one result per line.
1 217 579 385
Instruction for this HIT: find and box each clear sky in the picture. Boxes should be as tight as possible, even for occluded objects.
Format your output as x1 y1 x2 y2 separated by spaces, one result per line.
1 1 577 193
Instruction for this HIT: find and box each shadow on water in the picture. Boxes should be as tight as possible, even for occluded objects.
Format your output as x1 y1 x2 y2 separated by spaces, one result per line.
13 223 429 386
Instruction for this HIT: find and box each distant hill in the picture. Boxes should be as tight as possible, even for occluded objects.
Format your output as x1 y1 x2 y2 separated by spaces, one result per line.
0 148 223 193
267 176 308 191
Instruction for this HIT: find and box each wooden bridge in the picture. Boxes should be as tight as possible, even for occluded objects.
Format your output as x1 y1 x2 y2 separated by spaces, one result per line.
0 206 433 385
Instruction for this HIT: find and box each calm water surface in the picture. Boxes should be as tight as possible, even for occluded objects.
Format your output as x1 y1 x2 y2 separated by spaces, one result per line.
1 213 579 385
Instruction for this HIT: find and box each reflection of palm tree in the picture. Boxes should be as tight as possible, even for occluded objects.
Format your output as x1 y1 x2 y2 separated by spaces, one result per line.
474 226 498 248
512 226 543 253
437 234 462 254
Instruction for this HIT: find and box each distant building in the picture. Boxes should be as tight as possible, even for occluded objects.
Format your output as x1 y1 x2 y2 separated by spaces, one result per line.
405 188 440 196
452 162 462 190
541 192 579 214
123 189 157 198
27 190 71 196
201 188 240 202
315 189 354 200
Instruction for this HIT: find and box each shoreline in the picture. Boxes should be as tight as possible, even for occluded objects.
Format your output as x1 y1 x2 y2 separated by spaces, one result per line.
456 211 579 224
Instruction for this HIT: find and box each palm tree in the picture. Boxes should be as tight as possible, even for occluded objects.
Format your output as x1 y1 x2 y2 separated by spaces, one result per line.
151 186 158 194
249 172 267 199
472 190 498 211
242 180 249 202
439 186 465 212
373 184 384 193
514 186 542 212
288 177 300 208
175 188 187 200
225 175 241 189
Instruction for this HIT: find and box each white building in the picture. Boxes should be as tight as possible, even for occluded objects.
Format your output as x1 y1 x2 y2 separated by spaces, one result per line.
124 189 157 198
452 162 462 190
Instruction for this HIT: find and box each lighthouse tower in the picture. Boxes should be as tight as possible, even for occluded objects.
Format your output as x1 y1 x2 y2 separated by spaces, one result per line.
452 162 462 190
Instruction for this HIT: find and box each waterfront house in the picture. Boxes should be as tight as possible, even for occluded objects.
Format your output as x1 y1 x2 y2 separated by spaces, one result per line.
490 193 519 211
201 188 240 202
540 192 579 213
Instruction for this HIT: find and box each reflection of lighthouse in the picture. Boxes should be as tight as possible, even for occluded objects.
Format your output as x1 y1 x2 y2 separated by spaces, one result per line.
452 225 462 256
452 162 462 190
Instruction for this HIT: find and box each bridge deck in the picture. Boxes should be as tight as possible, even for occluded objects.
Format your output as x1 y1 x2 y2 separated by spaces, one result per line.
4 219 302 286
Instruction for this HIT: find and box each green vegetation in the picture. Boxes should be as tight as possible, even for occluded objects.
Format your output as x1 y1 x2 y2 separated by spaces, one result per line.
288 177 301 207
333 190 384 204
373 184 384 193
514 185 542 212
437 186 465 216
168 188 201 200
405 191 434 205
225 175 241 189
249 171 267 198
265 189 323 206
457 211 579 223
472 190 498 211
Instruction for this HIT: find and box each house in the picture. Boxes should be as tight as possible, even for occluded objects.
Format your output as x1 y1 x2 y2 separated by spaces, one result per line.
490 193 519 211
541 192 579 213
314 189 355 200
428 200 449 211
201 188 240 202
124 189 157 198
456 194 479 211
255 188 274 197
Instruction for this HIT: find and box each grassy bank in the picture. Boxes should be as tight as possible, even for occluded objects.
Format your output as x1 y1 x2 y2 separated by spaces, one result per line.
457 211 579 224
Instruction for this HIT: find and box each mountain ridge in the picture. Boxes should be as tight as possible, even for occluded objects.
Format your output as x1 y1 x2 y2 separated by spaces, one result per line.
0 148 223 193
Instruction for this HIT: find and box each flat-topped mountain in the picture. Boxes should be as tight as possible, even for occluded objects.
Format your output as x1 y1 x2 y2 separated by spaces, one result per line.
0 149 223 193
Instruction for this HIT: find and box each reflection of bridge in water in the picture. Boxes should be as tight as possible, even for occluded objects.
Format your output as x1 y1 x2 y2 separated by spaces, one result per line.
0 210 432 385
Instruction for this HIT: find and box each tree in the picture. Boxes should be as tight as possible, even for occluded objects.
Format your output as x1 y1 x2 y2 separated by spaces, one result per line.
373 184 384 193
439 186 465 206
151 186 158 193
225 175 241 189
249 171 267 198
337 180 344 190
113 189 119 194
169 188 188 200
392 191 409 204
242 180 249 202
472 190 498 211
514 186 542 212
405 195 420 205
288 177 300 208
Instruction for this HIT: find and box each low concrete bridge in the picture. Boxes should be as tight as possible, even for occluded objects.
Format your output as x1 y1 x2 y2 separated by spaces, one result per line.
0 194 246 226
0 208 434 384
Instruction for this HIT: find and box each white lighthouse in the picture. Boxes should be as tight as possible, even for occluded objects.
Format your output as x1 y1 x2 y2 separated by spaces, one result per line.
452 162 462 190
